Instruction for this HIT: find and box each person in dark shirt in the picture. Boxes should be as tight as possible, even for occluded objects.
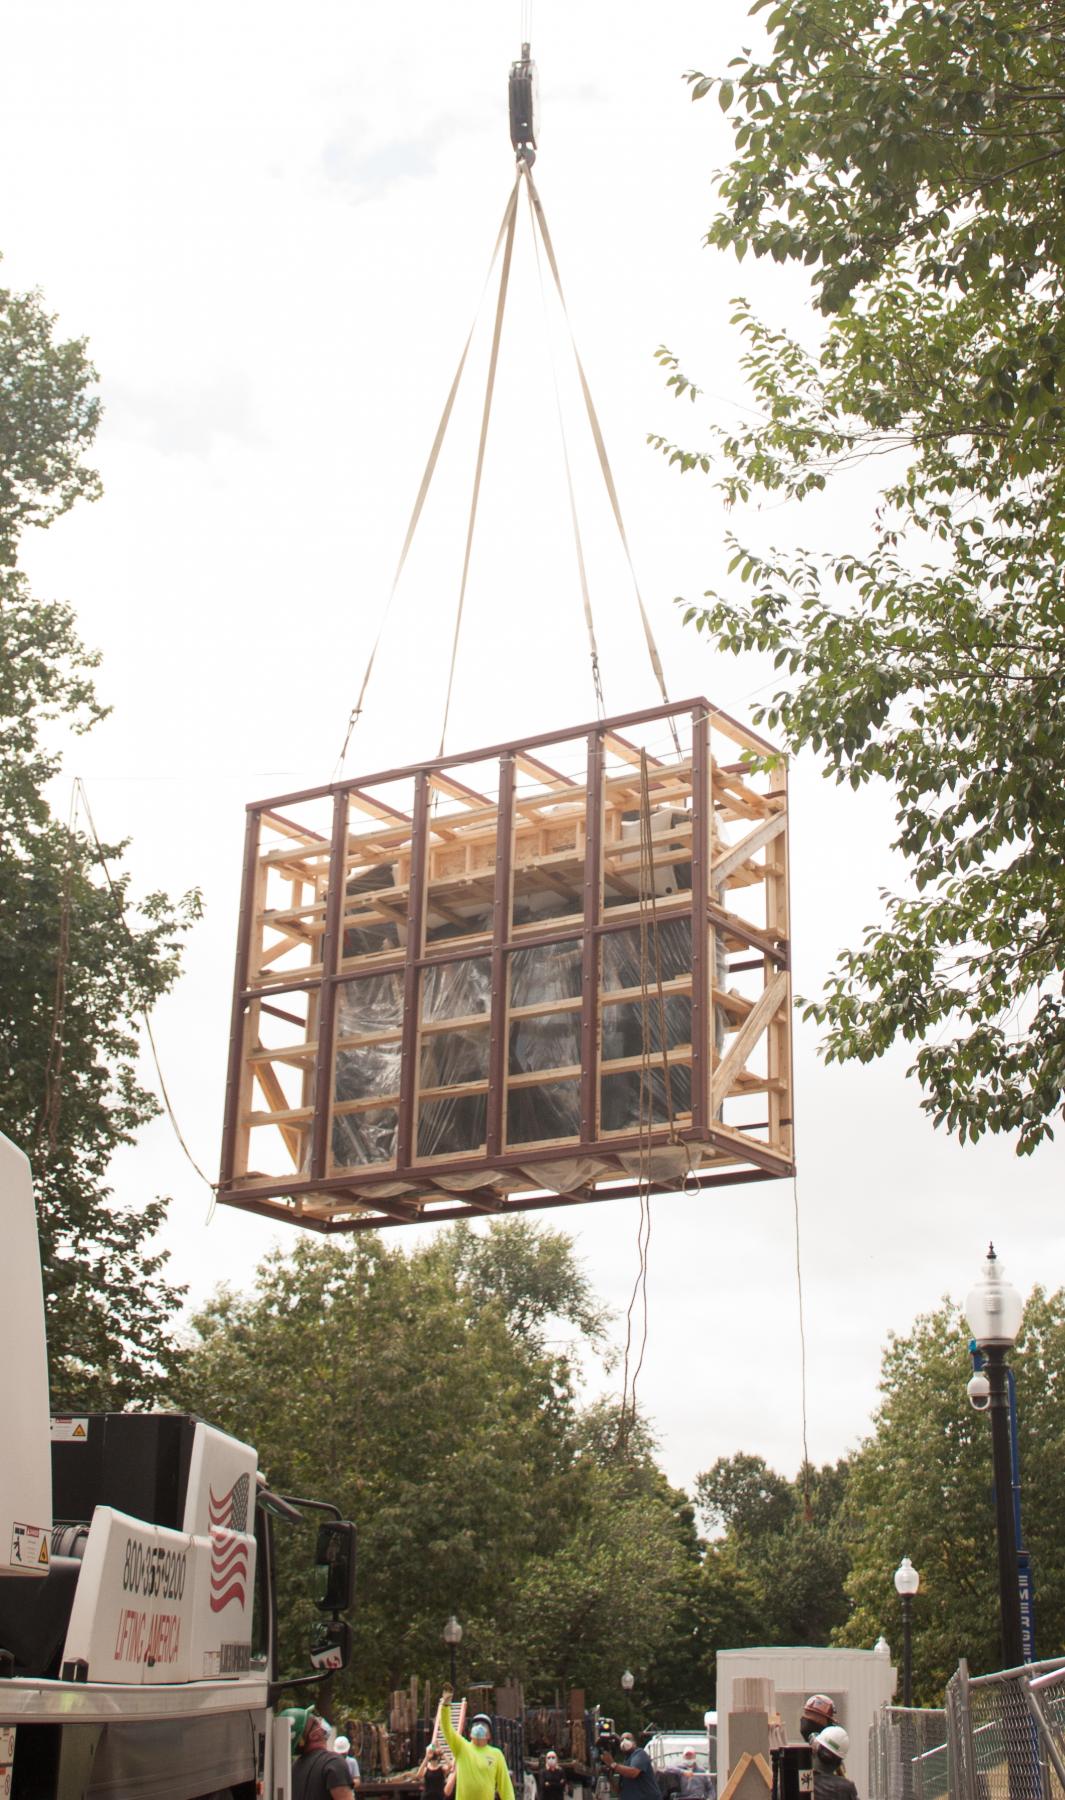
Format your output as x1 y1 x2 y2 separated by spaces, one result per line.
420 1742 450 1800
541 1751 569 1800
602 1732 660 1800
280 1707 355 1800
811 1728 858 1800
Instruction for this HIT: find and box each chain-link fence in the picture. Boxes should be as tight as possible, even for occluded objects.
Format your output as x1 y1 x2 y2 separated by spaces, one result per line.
870 1705 950 1800
946 1657 1065 1800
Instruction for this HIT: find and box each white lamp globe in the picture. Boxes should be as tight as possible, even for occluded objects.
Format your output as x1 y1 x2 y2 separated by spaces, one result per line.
894 1556 920 1598
965 1245 1024 1349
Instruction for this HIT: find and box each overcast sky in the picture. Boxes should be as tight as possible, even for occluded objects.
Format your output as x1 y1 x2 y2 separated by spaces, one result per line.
3 2 1062 1530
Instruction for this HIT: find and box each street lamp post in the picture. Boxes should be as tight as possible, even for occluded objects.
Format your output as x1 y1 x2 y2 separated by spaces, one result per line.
621 1669 634 1730
893 1557 920 1707
965 1245 1025 1670
443 1615 463 1690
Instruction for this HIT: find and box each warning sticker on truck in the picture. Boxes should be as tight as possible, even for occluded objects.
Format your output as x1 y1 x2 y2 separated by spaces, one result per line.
9 1522 48 1569
51 1417 89 1441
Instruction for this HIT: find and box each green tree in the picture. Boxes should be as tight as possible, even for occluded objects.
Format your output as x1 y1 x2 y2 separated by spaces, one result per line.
838 1289 1065 1692
692 1456 852 1664
0 274 101 565
513 1402 706 1722
0 273 195 1406
171 1229 629 1708
662 0 1065 1150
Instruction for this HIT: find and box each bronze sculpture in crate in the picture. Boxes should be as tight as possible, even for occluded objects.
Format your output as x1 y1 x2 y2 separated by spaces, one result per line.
217 698 794 1229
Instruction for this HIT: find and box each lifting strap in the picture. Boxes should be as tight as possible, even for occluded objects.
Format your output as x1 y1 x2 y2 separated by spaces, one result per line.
526 178 604 717
338 158 678 766
438 172 520 755
336 174 522 773
522 165 679 753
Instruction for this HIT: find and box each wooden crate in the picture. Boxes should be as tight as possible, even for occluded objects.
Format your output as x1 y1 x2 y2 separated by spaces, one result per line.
217 698 794 1230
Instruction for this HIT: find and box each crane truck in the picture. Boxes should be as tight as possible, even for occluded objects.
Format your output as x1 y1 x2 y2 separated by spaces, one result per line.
0 1130 356 1800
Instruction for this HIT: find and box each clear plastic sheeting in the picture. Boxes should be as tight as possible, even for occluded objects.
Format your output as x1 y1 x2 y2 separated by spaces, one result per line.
418 1093 487 1159
332 1105 399 1169
333 974 404 1169
506 938 582 1145
602 1065 692 1132
417 958 491 1157
508 1078 581 1145
337 972 404 1039
601 918 691 991
421 957 491 1021
510 939 582 1006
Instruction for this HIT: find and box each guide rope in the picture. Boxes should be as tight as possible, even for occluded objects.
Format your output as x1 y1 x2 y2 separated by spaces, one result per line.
76 779 217 1199
617 750 683 1450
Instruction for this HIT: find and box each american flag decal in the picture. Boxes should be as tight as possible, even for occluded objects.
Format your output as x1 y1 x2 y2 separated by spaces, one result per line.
208 1476 251 1613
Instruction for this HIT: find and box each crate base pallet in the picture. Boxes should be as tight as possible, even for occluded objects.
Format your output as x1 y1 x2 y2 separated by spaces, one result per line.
217 698 794 1231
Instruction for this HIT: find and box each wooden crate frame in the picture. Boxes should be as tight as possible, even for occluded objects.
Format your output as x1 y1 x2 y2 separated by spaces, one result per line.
217 698 794 1231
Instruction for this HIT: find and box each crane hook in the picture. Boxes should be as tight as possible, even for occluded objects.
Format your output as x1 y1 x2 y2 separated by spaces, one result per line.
509 42 539 166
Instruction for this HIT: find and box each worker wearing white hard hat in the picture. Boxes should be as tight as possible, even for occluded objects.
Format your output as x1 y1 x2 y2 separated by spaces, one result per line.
439 1685 515 1800
811 1728 858 1800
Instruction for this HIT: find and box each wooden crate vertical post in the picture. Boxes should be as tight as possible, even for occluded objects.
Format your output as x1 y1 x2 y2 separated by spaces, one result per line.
579 729 603 1143
219 805 262 1189
396 772 430 1171
487 754 516 1156
309 789 351 1182
690 708 711 1133
765 761 792 1155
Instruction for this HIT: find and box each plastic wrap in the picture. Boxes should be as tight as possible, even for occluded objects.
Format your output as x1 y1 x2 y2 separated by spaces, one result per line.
417 1093 487 1159
417 958 491 1156
600 918 692 1131
510 939 582 1006
332 973 404 1168
506 939 582 1145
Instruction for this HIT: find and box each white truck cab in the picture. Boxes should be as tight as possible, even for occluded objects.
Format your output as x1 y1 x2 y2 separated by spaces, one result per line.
0 1132 356 1800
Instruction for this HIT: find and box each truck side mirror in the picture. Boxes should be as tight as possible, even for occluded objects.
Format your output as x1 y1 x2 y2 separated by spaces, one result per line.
314 1520 356 1615
310 1617 353 1673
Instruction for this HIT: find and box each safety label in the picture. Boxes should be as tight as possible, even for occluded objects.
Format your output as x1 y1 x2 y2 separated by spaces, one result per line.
0 1723 13 1800
9 1523 48 1569
51 1416 89 1441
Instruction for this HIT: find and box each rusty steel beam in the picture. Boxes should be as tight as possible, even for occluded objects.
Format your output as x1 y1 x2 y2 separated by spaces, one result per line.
306 1164 778 1231
486 753 516 1156
396 772 430 1169
580 729 603 1144
249 697 735 814
690 706 710 1133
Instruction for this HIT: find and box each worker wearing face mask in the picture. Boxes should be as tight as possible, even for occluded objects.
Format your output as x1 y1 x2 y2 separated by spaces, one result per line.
439 1685 516 1800
600 1733 659 1800
541 1751 568 1800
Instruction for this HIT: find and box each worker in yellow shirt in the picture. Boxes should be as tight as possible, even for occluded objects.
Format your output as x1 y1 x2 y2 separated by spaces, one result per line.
439 1686 515 1800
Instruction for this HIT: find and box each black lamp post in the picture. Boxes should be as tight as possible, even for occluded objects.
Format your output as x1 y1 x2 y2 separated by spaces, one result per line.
893 1557 919 1706
443 1615 462 1689
965 1244 1025 1669
621 1669 634 1730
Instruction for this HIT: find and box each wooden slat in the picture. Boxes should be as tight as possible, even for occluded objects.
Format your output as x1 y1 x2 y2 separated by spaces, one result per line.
712 811 787 888
711 971 789 1106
